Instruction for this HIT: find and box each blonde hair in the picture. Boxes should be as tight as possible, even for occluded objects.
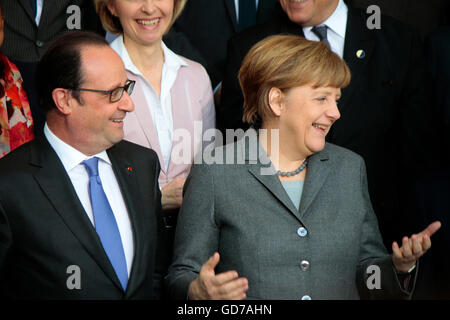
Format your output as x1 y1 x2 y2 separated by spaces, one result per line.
94 0 187 35
239 35 351 127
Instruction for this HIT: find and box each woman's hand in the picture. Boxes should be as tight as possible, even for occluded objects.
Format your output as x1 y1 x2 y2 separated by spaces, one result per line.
392 221 441 272
161 177 186 210
188 252 249 300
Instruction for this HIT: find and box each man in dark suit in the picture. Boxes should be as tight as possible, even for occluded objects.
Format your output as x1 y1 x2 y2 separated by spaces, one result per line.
164 0 281 89
406 169 450 300
218 0 441 249
0 31 170 299
348 0 450 41
0 0 105 134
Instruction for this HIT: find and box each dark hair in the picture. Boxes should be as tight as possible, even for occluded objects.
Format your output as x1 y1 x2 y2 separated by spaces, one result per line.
36 31 108 113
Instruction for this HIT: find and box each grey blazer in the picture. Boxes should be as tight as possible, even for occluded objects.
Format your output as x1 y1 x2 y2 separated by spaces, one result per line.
166 130 416 300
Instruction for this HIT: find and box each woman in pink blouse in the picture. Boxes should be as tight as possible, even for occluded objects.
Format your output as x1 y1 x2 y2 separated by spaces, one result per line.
0 3 34 159
95 0 215 216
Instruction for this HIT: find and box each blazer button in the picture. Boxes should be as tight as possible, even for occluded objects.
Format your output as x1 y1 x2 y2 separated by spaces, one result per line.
301 295 312 300
36 40 44 48
297 227 308 237
300 260 310 271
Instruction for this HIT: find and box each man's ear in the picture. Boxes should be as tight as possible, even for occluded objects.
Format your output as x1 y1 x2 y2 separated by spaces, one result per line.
52 88 73 115
268 87 284 117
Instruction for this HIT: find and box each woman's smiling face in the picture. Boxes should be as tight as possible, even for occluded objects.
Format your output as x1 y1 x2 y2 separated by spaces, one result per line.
108 0 174 46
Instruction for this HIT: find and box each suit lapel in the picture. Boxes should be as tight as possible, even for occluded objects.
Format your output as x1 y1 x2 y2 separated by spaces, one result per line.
107 144 149 298
224 0 239 32
30 136 124 291
279 12 304 35
298 149 331 219
168 67 195 174
257 0 277 23
127 72 166 173
242 130 303 222
339 7 375 115
243 132 333 222
248 166 302 221
18 0 36 24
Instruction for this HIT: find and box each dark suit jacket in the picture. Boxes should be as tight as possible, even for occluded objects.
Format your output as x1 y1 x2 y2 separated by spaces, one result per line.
164 0 281 87
427 27 450 162
0 0 104 63
218 5 441 248
0 0 105 135
348 0 450 40
406 169 450 299
0 136 170 299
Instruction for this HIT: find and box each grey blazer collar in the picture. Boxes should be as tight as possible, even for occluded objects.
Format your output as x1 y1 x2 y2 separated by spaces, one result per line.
239 129 331 223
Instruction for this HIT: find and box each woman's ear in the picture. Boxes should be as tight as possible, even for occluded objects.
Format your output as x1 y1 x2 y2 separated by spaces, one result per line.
52 88 74 115
107 1 117 17
268 87 284 117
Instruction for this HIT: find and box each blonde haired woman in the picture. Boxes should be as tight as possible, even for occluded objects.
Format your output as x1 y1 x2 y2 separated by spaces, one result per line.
95 0 215 220
167 35 440 300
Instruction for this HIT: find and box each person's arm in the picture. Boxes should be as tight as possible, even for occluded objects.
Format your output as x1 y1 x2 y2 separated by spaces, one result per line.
150 155 172 299
164 163 247 300
161 177 185 210
198 65 216 151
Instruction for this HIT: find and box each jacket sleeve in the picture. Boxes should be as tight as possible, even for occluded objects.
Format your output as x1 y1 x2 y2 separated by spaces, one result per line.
165 163 220 300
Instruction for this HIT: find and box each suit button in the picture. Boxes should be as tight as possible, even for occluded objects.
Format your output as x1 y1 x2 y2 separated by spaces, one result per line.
300 260 310 271
301 295 312 300
36 40 44 47
297 227 308 237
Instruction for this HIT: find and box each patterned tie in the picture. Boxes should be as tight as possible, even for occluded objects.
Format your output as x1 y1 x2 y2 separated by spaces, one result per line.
239 0 257 31
82 157 128 291
311 25 330 47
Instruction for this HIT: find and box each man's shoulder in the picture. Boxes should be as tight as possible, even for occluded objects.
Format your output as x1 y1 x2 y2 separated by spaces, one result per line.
112 140 159 162
347 5 418 43
113 139 158 155
321 142 364 167
0 139 36 170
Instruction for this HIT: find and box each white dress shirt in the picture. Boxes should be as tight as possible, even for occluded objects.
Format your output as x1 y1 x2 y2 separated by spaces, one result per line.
110 36 187 173
44 123 134 276
303 0 348 58
36 0 44 26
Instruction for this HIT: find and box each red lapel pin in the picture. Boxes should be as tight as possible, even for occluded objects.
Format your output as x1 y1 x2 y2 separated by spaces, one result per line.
127 166 133 172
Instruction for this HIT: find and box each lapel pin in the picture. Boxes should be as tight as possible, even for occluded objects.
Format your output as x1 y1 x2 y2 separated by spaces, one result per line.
356 49 366 59
127 166 133 172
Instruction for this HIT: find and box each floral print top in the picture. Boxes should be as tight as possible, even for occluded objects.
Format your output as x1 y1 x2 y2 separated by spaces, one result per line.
0 52 34 158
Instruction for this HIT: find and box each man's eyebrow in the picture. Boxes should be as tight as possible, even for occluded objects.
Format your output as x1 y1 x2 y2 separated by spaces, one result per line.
106 81 125 91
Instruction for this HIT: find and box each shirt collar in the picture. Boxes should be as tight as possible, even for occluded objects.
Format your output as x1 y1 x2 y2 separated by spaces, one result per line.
110 35 188 77
44 122 111 172
303 0 347 39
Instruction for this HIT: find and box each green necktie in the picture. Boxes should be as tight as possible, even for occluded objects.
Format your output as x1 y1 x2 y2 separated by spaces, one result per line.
29 0 37 18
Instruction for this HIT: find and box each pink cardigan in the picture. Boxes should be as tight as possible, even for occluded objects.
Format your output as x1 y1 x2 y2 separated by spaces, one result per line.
123 57 215 188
